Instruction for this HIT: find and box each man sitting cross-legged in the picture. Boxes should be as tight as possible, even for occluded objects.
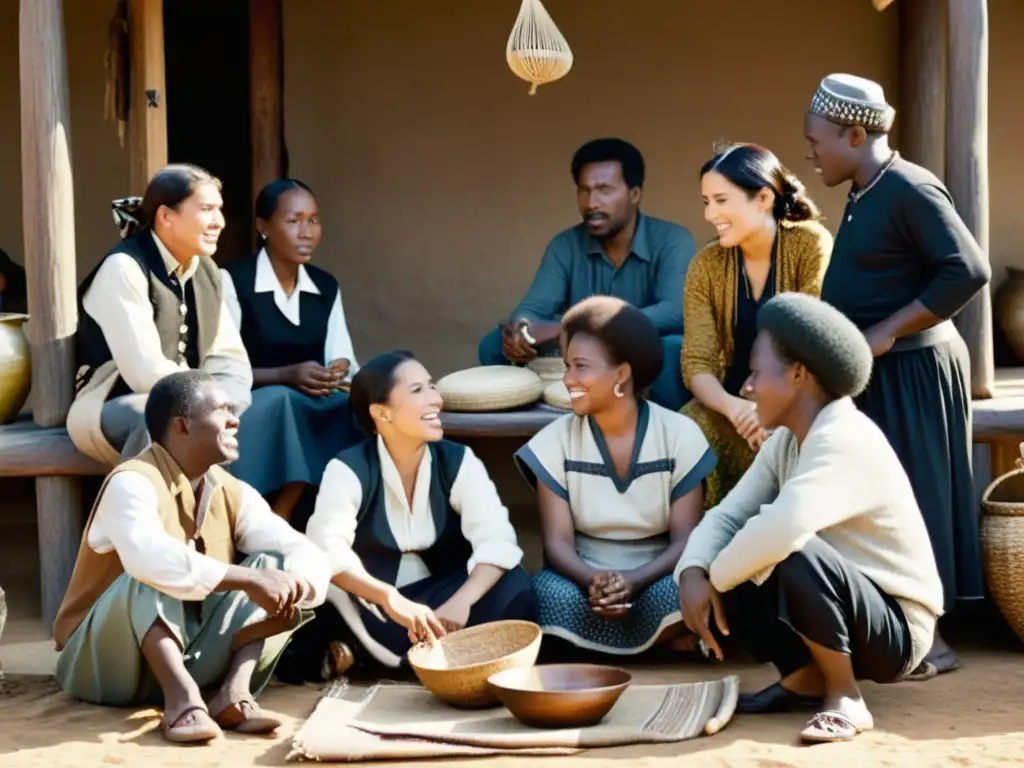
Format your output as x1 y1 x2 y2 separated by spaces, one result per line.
53 370 330 745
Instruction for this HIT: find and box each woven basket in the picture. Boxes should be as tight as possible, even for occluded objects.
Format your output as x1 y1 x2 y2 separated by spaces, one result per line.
981 458 1024 643
407 620 542 708
436 366 544 412
527 357 567 382
542 379 572 410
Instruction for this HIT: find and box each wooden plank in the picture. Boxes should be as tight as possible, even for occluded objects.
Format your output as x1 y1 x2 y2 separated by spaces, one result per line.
946 0 995 400
128 0 167 194
250 0 283 222
440 405 563 439
0 421 105 476
18 0 83 631
898 0 945 177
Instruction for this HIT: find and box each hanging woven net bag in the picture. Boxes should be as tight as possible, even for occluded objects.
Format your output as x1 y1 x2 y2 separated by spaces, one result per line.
505 0 573 95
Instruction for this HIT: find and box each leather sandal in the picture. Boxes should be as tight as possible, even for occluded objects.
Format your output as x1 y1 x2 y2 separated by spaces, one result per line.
162 705 222 744
212 699 282 735
736 682 823 714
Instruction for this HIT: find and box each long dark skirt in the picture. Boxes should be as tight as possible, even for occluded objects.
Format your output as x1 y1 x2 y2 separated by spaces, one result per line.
227 385 363 496
855 334 982 610
276 566 535 683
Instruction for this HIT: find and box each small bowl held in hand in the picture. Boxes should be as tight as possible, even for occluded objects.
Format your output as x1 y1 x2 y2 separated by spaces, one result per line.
488 663 632 728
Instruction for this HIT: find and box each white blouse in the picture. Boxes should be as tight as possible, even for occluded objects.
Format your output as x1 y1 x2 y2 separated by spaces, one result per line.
306 436 524 587
220 249 359 373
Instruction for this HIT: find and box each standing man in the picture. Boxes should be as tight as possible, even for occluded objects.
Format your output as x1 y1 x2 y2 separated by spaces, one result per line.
54 370 330 744
67 164 252 466
803 74 990 677
478 138 696 411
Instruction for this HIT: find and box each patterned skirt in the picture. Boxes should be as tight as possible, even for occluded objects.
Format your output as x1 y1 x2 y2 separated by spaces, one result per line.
680 399 754 509
533 569 682 655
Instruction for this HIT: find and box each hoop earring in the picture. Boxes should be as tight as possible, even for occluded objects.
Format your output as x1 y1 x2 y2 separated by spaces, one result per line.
613 382 625 399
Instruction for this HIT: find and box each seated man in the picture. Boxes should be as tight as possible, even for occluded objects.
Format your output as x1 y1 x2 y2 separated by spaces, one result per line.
675 293 943 745
53 370 330 745
67 164 252 466
479 138 695 411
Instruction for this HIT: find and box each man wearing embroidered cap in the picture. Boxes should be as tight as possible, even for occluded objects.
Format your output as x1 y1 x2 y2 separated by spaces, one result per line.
803 73 991 677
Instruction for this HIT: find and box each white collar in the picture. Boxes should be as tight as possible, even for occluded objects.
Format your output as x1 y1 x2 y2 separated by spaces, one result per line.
151 231 200 282
375 434 432 508
254 248 320 296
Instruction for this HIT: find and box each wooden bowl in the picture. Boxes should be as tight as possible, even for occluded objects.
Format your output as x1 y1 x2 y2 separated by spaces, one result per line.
407 620 542 708
487 663 632 728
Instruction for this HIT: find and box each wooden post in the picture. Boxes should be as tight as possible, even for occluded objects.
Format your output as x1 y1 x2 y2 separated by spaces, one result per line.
250 0 284 224
898 0 945 177
946 0 995 400
19 0 83 630
129 0 167 194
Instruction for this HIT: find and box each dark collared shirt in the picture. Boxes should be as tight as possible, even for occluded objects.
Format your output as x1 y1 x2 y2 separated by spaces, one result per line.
511 213 696 334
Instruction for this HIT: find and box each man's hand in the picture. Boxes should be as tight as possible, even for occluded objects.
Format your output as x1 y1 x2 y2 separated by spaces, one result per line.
500 322 537 363
864 322 896 358
327 358 351 388
434 595 473 634
288 361 334 397
244 568 308 619
678 568 729 661
382 589 447 644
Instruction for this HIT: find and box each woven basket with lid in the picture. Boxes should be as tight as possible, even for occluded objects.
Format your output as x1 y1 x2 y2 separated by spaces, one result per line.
981 445 1024 643
407 620 542 708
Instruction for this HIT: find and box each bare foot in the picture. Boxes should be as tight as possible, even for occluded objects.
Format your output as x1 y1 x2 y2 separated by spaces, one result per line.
162 704 221 744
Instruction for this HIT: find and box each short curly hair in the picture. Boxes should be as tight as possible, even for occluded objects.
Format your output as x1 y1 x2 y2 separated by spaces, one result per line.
144 369 215 445
561 296 663 396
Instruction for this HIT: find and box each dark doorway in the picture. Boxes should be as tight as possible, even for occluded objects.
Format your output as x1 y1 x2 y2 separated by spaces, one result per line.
164 0 252 267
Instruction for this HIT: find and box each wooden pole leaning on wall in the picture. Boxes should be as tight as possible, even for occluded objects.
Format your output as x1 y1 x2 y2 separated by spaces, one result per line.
946 0 995 400
898 0 945 177
19 0 82 631
250 0 284 235
129 0 167 194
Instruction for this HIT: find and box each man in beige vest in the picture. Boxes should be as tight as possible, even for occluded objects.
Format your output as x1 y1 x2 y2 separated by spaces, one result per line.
67 164 253 466
53 370 330 745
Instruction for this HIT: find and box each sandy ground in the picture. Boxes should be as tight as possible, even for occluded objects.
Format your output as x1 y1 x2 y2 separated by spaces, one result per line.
2 623 1023 768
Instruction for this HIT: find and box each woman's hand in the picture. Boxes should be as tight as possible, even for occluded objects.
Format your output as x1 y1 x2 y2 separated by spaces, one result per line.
434 595 473 634
288 361 334 397
382 589 447 644
327 358 351 388
588 571 635 620
724 395 762 442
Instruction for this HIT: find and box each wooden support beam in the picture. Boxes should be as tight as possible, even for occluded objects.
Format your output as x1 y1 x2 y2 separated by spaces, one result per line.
898 0 945 177
18 0 83 631
129 0 167 194
250 0 284 218
946 0 995 400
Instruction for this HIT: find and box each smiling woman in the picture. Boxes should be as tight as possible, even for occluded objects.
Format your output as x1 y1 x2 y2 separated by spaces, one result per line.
274 350 535 683
680 144 832 508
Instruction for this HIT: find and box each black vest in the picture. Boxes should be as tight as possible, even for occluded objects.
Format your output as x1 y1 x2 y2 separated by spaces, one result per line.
337 438 473 586
224 255 338 368
76 232 222 398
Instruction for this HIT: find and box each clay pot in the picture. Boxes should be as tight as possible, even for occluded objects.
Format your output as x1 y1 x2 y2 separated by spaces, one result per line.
0 313 31 424
994 266 1024 361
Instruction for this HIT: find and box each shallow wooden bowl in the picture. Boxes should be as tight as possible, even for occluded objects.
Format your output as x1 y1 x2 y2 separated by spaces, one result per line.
408 620 542 708
487 663 632 728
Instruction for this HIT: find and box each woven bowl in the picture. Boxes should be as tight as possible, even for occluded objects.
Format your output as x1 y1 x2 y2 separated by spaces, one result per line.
436 366 544 412
543 379 572 410
981 465 1024 643
527 357 567 382
408 620 542 708
487 663 632 728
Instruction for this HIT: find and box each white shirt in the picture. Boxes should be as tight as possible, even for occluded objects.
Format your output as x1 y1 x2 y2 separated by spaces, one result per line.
81 232 252 394
220 249 359 373
307 436 523 587
87 469 330 607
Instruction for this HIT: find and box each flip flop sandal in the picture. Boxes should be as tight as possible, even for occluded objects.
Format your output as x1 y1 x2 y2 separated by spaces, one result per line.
799 710 870 744
213 699 283 735
162 705 221 744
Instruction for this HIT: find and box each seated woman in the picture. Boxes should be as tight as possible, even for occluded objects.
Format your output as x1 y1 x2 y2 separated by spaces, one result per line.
682 144 831 508
515 296 715 657
279 350 534 680
676 293 943 744
221 179 362 522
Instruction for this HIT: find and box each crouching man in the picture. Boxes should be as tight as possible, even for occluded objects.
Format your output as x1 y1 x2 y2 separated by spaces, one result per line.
52 370 330 745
